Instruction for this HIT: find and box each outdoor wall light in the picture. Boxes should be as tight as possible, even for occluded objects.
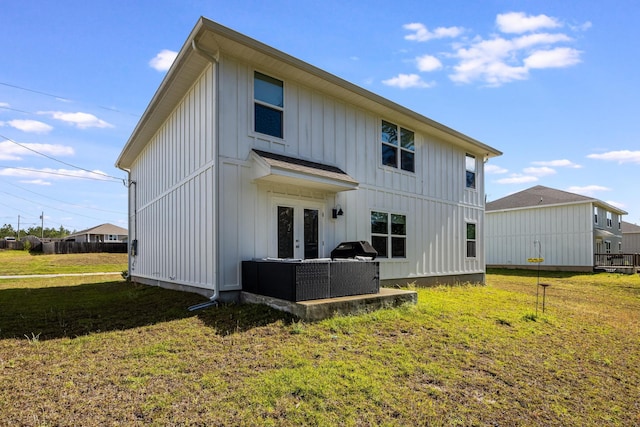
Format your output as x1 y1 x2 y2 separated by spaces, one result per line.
332 205 344 219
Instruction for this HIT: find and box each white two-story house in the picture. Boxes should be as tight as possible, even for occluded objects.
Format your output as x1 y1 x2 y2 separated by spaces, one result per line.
486 185 627 271
116 17 502 301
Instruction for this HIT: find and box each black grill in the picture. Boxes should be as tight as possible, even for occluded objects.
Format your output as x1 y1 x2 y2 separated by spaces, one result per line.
330 241 377 260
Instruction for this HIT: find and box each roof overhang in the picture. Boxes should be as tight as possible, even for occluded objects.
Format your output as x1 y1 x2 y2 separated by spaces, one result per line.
116 17 502 171
251 150 358 193
594 228 619 239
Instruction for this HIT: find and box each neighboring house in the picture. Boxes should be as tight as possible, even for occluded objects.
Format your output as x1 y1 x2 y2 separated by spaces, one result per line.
116 18 502 301
622 221 640 253
486 185 627 271
65 223 128 243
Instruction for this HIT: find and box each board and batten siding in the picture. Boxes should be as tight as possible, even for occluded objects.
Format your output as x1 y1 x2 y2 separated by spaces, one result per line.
128 65 218 293
623 232 640 253
215 56 486 285
486 204 593 268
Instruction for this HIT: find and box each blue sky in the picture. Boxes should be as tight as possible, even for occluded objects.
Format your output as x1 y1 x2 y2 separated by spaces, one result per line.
1 0 639 234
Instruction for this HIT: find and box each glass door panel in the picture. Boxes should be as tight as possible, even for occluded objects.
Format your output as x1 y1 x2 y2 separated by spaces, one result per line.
304 209 319 259
277 206 294 258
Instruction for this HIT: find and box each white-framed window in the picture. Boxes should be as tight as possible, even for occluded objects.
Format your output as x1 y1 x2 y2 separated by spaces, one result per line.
371 211 407 258
466 222 477 258
618 242 622 253
106 234 118 241
254 71 284 139
605 240 611 254
594 206 599 224
381 120 415 172
606 211 612 228
465 154 476 189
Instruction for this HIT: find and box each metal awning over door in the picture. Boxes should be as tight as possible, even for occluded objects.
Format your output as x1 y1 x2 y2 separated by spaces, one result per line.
251 149 359 192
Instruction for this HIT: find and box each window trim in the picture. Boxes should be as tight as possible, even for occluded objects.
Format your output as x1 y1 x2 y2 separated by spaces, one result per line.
466 222 477 259
380 119 416 173
253 70 285 140
371 210 407 259
465 153 477 190
606 211 612 228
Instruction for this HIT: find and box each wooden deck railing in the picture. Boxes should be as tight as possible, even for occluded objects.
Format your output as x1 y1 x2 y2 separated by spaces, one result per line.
594 253 640 272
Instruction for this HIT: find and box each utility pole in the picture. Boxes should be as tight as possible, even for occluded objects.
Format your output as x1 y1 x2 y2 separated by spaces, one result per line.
40 212 44 239
17 215 20 240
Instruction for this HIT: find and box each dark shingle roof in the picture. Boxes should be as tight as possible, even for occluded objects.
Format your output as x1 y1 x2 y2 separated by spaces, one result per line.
486 186 594 211
486 185 626 215
622 221 640 233
67 223 128 237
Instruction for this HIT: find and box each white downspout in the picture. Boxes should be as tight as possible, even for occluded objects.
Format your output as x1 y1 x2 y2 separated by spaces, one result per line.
188 39 220 309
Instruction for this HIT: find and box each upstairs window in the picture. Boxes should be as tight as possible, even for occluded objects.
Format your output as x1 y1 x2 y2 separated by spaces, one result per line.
466 154 476 189
371 211 407 258
254 71 283 138
594 206 599 224
381 120 415 172
606 211 612 228
466 223 477 258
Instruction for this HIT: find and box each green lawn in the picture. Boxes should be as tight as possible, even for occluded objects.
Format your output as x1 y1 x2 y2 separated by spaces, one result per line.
0 250 127 275
0 266 638 426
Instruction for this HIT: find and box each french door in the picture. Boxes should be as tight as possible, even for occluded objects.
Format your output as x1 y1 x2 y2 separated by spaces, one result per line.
275 200 323 259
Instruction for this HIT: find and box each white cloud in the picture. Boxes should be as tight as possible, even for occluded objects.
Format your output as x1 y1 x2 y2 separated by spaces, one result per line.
403 23 464 42
532 159 582 168
513 33 573 49
416 55 443 72
0 140 74 161
149 49 178 72
39 111 113 129
0 102 9 108
394 12 583 88
496 174 539 184
524 47 582 69
571 21 592 32
449 30 581 86
587 150 640 164
523 166 556 176
19 179 52 186
382 73 434 89
1 119 53 134
0 167 113 181
496 12 562 34
485 164 508 174
566 185 610 196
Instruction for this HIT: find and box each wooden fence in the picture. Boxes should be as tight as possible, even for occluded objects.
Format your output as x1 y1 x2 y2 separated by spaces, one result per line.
42 242 128 254
0 240 24 250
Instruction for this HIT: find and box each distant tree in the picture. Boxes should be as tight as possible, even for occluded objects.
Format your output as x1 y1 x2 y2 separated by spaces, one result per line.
1 223 16 238
24 226 72 239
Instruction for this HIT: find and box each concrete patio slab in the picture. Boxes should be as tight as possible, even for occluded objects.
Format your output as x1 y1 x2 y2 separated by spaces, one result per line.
241 287 418 321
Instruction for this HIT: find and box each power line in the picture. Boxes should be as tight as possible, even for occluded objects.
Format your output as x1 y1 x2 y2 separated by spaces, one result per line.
0 105 32 115
0 81 71 101
0 81 140 117
1 191 121 222
1 180 126 215
0 133 123 181
0 165 121 182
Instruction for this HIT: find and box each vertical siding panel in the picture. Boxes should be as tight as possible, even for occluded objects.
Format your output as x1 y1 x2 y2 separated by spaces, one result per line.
298 87 312 159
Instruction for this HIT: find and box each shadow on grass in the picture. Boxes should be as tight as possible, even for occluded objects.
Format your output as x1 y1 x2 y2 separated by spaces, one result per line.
0 281 295 341
487 268 595 279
